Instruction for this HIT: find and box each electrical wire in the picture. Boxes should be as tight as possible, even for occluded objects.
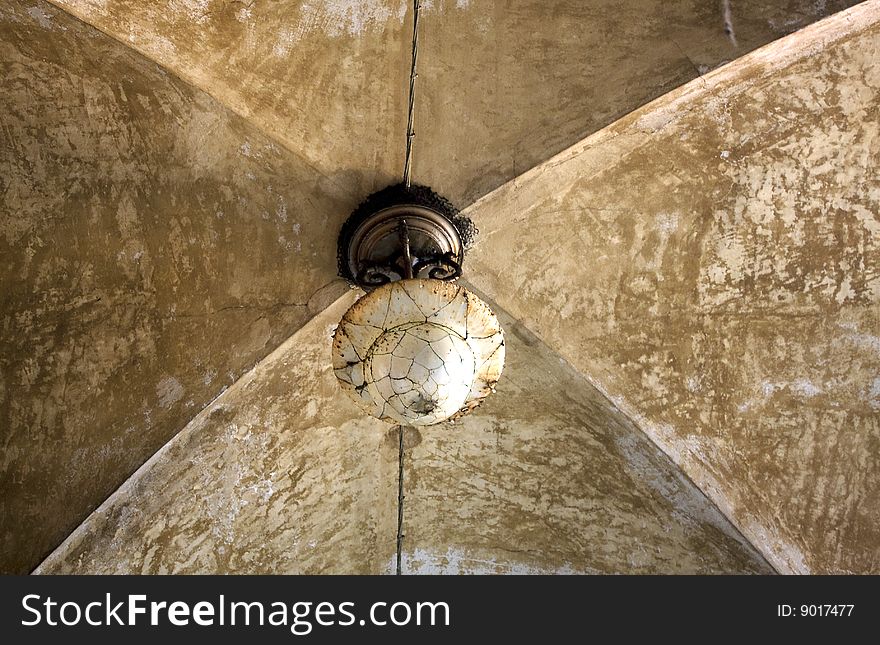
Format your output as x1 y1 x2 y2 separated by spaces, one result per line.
403 1 421 188
395 426 406 575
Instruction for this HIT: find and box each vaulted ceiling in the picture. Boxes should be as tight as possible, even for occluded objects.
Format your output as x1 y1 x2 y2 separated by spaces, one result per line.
2 0 877 574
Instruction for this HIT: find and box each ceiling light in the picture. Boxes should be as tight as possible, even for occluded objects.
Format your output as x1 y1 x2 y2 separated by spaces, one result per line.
333 185 504 426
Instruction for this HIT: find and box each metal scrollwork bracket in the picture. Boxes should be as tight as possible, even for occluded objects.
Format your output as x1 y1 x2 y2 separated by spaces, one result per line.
414 252 462 281
338 184 474 291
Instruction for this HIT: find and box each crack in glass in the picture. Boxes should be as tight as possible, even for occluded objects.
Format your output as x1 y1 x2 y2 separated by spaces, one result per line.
332 280 505 426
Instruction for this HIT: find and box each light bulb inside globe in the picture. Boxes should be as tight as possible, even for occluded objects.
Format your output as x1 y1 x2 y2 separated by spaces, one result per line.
332 279 504 426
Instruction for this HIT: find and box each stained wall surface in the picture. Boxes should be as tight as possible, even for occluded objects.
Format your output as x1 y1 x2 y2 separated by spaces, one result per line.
414 0 860 205
46 1 857 208
46 0 412 199
465 4 880 573
37 293 770 574
0 0 352 574
400 292 772 574
5 0 877 576
36 294 400 574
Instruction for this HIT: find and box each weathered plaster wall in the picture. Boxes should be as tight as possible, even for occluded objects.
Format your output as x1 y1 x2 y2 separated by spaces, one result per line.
410 0 859 205
46 0 411 199
401 290 772 574
36 294 400 574
0 0 352 573
45 1 856 209
465 3 880 573
37 292 769 574
8 0 875 575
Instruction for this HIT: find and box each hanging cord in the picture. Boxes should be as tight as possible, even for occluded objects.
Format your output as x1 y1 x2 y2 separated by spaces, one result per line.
395 426 406 575
403 1 421 188
396 3 420 575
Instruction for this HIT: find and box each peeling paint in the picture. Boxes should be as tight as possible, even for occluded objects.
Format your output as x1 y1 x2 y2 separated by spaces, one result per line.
156 377 185 409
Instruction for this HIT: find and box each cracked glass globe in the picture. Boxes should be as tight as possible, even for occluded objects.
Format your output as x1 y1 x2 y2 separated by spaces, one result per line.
332 279 505 426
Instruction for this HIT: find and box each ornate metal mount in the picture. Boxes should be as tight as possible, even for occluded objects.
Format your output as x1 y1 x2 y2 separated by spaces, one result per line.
338 184 474 290
355 218 462 287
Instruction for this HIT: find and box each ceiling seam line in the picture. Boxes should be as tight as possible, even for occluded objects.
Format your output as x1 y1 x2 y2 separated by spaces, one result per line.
396 425 406 575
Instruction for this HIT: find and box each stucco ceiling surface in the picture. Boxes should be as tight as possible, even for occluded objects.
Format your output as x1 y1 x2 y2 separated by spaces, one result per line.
465 5 880 573
0 0 876 574
37 293 771 574
47 0 859 205
0 0 351 573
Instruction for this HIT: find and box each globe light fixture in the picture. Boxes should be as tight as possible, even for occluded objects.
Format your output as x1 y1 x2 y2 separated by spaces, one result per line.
333 184 504 426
